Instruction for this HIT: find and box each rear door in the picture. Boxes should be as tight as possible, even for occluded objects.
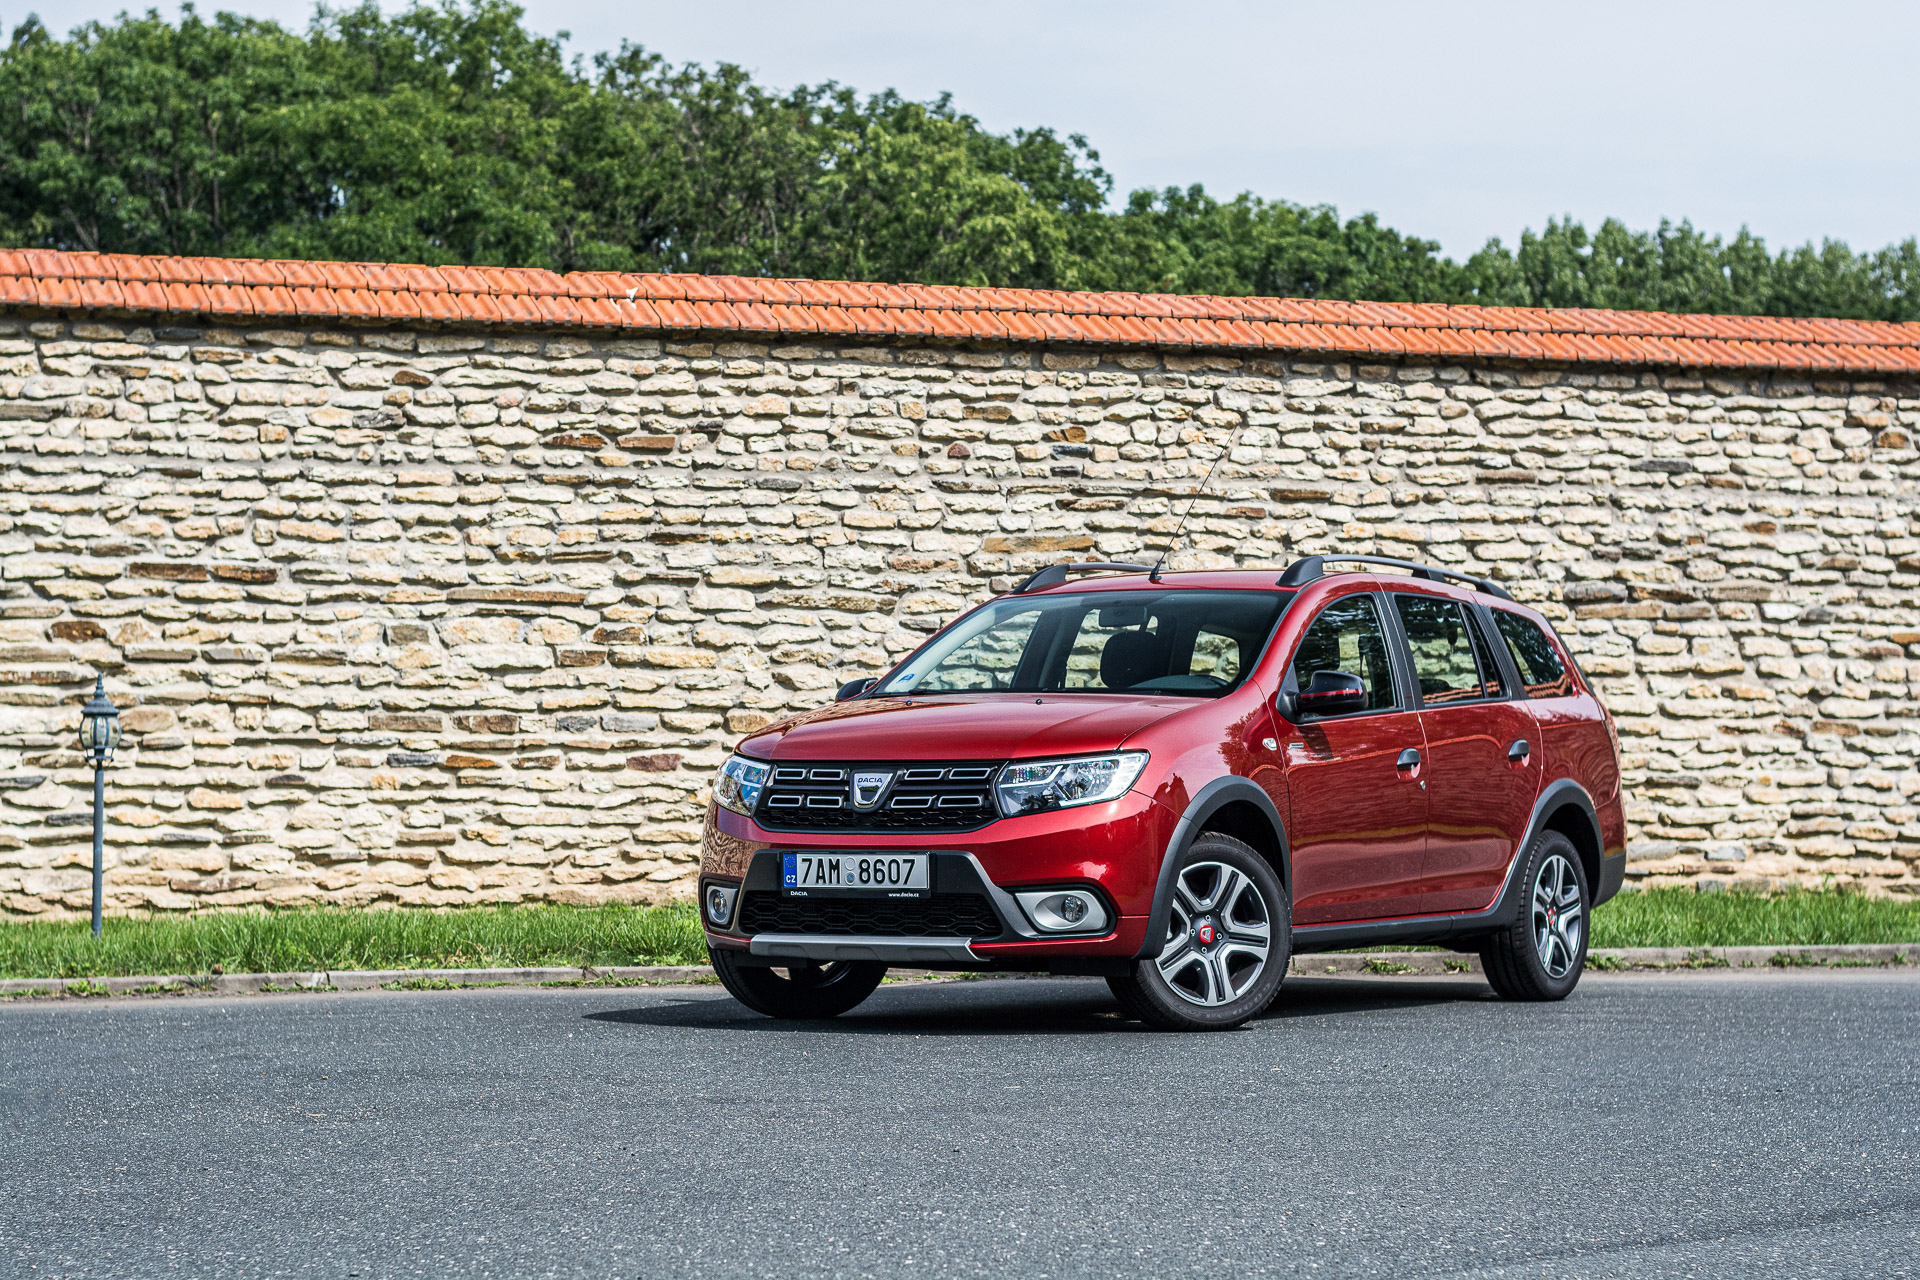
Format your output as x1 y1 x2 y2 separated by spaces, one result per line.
1389 591 1540 914
1276 588 1432 924
1488 607 1620 807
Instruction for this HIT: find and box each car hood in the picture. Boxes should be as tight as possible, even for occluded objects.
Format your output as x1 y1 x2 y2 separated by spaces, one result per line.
738 693 1191 762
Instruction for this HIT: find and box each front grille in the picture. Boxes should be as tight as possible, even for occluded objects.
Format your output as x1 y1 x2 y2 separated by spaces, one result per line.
739 892 1004 939
755 762 1005 832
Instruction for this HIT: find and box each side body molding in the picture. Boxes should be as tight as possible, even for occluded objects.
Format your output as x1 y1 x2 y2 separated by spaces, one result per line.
1135 776 1290 961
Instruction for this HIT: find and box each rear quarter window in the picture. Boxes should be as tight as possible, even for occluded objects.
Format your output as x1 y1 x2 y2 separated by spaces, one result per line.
1491 611 1575 698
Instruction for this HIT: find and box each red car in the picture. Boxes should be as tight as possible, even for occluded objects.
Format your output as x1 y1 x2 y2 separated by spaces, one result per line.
698 556 1626 1031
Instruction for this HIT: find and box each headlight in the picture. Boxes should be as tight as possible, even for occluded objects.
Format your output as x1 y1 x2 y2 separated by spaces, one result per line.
713 754 770 816
995 752 1148 815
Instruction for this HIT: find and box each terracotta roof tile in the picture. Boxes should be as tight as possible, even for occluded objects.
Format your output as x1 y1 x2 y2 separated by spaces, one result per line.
435 265 491 294
34 277 84 306
564 296 616 327
757 303 809 332
721 300 773 331
783 280 834 307
709 275 759 303
285 286 338 319
491 293 545 324
923 308 971 339
205 283 255 315
651 298 702 329
674 275 727 303
330 288 378 319
248 285 299 317
513 268 568 296
1499 332 1548 361
615 298 661 328
371 290 420 321
415 291 464 322
6 247 1918 374
563 271 621 299
534 295 580 324
1067 313 1123 344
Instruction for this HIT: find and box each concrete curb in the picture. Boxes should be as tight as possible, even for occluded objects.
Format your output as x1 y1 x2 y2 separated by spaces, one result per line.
0 964 713 998
1 946 1912 999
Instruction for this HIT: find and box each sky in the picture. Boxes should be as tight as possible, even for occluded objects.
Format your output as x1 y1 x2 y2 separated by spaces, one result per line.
12 0 1918 260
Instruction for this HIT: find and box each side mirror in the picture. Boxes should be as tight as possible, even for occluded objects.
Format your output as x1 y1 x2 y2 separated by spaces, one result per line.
835 677 877 702
1294 670 1368 717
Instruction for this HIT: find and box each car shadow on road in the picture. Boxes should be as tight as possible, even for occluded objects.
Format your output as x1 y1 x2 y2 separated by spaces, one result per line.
584 974 1492 1036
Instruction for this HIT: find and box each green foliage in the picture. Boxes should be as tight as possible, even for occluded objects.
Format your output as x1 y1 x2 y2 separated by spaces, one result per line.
2 0 1917 318
0 903 708 978
1590 888 1920 950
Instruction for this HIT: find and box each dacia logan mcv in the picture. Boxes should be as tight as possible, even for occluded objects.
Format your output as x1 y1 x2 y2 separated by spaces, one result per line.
698 555 1626 1031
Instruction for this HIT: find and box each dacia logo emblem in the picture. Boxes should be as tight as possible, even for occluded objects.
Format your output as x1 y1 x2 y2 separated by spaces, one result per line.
851 771 892 808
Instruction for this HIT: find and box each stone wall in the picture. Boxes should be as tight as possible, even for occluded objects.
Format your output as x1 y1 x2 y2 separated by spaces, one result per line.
1 309 1917 918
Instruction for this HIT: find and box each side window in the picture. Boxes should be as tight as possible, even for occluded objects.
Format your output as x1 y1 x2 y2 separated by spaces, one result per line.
1491 611 1575 698
1393 594 1500 705
915 608 1042 691
1466 611 1507 698
1290 594 1396 713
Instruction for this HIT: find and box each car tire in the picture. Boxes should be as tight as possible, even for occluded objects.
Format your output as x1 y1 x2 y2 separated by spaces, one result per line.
1108 832 1290 1031
709 947 887 1019
1480 829 1589 1002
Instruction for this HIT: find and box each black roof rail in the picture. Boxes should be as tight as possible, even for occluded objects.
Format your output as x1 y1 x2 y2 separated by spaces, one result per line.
1276 554 1516 601
1011 562 1156 594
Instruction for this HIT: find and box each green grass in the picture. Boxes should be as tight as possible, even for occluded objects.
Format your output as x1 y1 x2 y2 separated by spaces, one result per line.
2 888 1915 982
0 904 707 980
1591 888 1920 949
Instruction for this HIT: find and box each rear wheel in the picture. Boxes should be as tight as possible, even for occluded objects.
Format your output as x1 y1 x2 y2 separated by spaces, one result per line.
709 947 886 1019
1480 830 1589 1001
1108 833 1290 1031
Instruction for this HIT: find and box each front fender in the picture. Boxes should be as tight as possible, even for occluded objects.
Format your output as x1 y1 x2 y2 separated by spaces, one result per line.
1135 776 1290 961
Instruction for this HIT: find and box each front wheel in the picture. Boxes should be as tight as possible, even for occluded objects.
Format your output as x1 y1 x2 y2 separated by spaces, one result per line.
1479 830 1589 1001
709 947 886 1019
1107 833 1290 1031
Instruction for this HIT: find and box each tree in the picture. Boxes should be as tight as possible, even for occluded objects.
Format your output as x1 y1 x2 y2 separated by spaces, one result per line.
1 1 1915 321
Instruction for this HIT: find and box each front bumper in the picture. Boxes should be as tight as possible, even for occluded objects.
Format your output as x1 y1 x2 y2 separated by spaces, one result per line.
749 934 979 964
699 788 1172 969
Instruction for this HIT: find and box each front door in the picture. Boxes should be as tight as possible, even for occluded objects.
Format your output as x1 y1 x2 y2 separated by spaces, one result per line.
1390 592 1541 914
1278 591 1431 924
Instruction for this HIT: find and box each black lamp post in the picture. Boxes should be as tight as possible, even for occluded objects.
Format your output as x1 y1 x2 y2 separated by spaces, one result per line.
78 675 121 938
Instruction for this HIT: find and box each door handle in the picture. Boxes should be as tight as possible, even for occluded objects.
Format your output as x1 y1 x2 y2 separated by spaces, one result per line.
1396 748 1421 770
1508 739 1531 763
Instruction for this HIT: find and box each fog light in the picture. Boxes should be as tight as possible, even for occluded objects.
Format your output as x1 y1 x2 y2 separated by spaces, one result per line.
704 883 739 928
1013 888 1110 934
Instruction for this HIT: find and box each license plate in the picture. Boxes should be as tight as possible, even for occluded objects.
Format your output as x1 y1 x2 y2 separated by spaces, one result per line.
782 852 930 897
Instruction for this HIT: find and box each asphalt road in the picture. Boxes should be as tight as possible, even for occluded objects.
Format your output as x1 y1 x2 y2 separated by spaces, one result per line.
3 970 1917 1280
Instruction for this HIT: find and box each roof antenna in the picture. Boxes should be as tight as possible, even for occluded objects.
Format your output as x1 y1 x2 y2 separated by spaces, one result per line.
1149 419 1249 582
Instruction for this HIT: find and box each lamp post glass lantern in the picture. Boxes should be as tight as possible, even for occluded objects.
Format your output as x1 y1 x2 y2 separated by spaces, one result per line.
78 676 120 937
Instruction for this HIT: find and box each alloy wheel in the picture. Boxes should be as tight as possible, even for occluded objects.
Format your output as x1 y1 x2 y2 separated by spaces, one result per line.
1531 852 1584 979
1155 861 1272 1006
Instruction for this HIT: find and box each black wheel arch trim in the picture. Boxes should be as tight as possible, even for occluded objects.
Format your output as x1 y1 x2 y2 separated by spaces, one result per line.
1469 777 1604 930
1135 776 1290 961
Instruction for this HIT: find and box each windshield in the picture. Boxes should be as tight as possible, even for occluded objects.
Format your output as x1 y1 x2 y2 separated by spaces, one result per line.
875 589 1293 698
